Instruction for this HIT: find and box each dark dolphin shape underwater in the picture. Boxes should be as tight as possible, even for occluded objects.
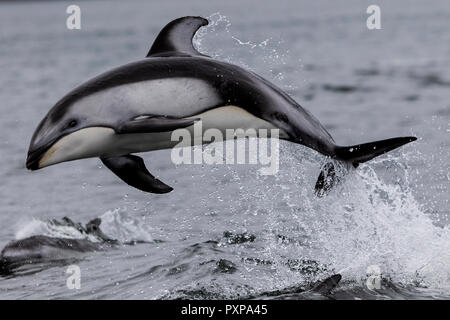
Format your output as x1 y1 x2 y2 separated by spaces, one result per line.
254 273 342 299
0 218 116 274
26 16 416 195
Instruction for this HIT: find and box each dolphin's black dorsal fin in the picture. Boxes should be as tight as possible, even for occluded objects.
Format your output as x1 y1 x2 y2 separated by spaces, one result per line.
146 16 209 57
311 274 342 295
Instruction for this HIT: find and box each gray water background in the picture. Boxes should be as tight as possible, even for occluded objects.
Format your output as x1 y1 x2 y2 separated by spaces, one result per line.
0 0 450 299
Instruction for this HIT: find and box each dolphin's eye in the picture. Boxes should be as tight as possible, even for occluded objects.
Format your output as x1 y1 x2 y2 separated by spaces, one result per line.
68 120 77 128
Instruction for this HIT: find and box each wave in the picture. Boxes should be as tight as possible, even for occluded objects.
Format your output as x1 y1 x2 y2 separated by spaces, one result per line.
13 208 155 245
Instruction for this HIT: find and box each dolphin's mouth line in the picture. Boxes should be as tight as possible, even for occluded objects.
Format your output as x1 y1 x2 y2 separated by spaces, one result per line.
26 125 118 170
26 137 60 170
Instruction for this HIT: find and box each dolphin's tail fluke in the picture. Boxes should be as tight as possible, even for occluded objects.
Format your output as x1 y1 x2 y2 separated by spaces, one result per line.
333 136 417 165
314 136 417 197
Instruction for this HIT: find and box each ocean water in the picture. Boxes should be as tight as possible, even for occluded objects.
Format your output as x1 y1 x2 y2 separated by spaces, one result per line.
0 0 450 299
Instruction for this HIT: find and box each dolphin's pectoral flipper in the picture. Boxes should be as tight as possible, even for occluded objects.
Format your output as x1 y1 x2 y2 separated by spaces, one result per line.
101 155 173 194
146 16 209 57
117 116 199 134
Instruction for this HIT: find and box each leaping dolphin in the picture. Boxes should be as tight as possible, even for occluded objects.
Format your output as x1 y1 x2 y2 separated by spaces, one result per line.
26 16 416 195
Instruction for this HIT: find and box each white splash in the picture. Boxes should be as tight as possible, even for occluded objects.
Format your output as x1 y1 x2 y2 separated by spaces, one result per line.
99 208 154 243
257 143 450 292
15 217 100 242
13 208 154 244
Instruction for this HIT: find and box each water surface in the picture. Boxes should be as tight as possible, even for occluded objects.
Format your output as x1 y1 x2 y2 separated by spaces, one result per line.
0 0 449 299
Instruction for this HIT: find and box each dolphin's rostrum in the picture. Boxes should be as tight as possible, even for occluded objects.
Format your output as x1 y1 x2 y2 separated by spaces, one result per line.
26 16 416 195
